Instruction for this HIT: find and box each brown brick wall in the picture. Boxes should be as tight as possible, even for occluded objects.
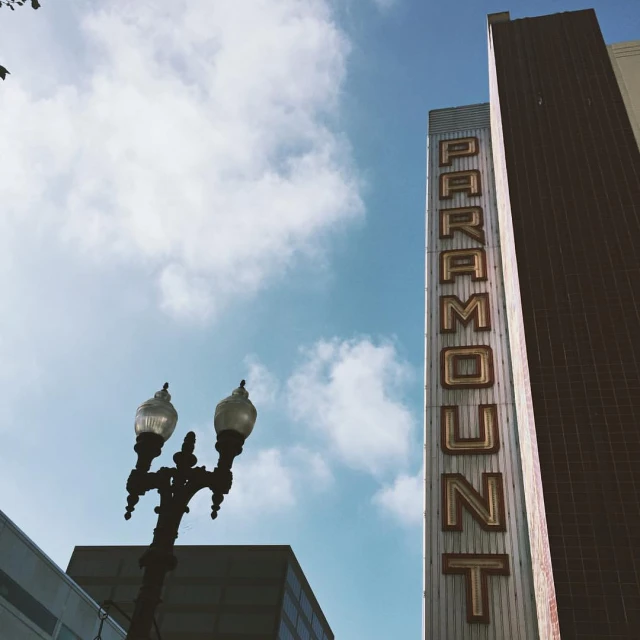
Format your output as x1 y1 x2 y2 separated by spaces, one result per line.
491 10 640 640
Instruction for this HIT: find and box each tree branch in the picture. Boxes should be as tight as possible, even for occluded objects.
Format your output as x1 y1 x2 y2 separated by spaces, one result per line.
1 0 42 80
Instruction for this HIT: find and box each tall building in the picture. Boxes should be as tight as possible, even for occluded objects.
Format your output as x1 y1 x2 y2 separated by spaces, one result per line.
67 544 333 640
0 510 125 640
424 9 640 640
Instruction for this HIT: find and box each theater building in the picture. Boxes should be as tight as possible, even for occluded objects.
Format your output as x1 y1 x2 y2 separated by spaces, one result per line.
424 9 640 640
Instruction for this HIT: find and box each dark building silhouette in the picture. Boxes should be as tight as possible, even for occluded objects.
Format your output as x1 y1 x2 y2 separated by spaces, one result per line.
67 545 333 640
489 9 640 640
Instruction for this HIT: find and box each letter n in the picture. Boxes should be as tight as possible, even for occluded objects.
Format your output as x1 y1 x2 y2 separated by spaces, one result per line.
442 473 506 531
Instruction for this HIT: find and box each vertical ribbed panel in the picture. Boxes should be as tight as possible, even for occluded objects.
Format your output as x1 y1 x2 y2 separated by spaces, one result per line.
424 111 539 639
428 104 491 134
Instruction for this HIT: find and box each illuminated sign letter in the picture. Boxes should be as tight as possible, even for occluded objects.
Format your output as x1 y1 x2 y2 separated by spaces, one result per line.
442 554 510 624
440 249 487 283
439 137 479 166
441 346 494 389
440 405 500 455
440 206 486 244
440 293 491 333
439 170 481 199
442 473 506 531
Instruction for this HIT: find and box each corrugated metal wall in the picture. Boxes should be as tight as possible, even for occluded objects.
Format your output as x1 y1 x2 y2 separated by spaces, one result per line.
424 105 538 639
428 104 492 135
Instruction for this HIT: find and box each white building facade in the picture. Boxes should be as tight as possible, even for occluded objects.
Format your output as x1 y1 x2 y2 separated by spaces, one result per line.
0 510 125 640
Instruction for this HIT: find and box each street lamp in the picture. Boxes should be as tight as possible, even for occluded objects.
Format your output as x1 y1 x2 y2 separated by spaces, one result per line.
123 381 257 640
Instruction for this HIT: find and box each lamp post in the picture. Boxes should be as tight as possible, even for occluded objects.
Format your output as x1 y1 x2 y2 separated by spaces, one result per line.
123 381 257 640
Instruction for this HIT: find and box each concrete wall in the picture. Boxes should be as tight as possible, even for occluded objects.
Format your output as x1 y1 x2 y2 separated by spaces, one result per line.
0 510 125 640
609 41 640 149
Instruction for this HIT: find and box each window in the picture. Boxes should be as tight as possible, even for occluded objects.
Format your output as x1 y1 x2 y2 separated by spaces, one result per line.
312 613 324 639
57 624 82 640
279 618 296 640
286 565 301 599
299 590 313 622
297 615 311 640
283 590 298 625
0 568 57 635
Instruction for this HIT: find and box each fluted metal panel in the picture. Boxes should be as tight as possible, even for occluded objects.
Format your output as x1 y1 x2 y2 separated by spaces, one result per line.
424 115 538 639
428 104 491 134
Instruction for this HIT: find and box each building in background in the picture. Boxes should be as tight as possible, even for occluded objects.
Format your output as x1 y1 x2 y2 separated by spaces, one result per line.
424 8 640 640
608 40 640 148
67 545 333 640
0 510 125 640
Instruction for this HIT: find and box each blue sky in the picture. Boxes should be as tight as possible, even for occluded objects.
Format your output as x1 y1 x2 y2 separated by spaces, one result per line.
0 0 637 638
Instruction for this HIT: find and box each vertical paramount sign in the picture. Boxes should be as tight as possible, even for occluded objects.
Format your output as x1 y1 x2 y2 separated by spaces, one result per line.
424 105 543 639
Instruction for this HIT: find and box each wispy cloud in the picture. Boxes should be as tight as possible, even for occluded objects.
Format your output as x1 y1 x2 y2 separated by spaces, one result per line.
286 337 415 477
243 355 281 408
0 0 363 324
223 444 333 517
186 431 333 523
373 469 423 527
185 337 417 528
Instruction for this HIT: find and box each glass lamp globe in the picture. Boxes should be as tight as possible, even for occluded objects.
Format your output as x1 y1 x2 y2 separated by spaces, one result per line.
134 383 178 441
214 381 257 439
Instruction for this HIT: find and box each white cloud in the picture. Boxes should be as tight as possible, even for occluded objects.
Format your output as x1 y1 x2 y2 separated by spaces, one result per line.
159 264 215 321
373 469 423 527
0 0 363 323
288 444 333 489
243 355 280 407
226 448 297 513
186 430 332 522
224 445 333 517
286 337 415 477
